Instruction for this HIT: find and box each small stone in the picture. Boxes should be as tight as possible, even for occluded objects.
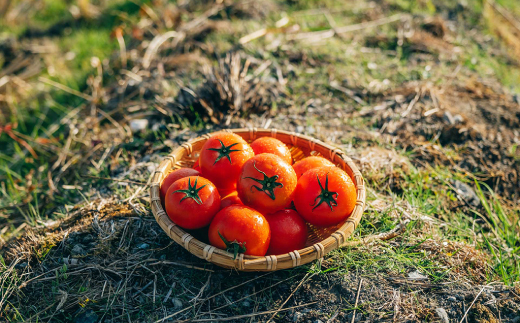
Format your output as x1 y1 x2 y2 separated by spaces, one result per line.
242 301 250 307
172 298 183 309
306 126 316 135
408 270 428 280
74 309 98 323
295 125 304 134
293 312 303 322
454 180 480 207
443 111 455 125
453 114 464 124
15 262 28 269
129 119 149 133
447 296 457 302
71 244 86 256
314 320 324 323
138 243 150 250
435 307 449 323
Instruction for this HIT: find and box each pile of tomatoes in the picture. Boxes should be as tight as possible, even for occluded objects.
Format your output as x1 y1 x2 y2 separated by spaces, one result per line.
160 132 357 259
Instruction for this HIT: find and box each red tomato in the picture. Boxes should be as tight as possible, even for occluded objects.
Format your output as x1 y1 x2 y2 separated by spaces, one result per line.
292 156 334 179
199 133 254 190
192 159 201 172
220 191 243 209
250 137 292 165
237 153 297 214
165 176 221 229
217 187 236 198
208 205 271 257
160 168 200 204
264 209 307 255
294 166 356 227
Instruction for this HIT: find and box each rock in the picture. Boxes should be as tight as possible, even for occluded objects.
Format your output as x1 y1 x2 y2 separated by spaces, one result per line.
71 244 86 256
511 316 520 323
293 312 303 322
15 262 28 269
443 111 455 125
129 119 149 133
306 126 316 135
172 298 183 309
435 308 449 323
74 309 98 323
314 320 324 323
453 114 464 124
295 125 305 134
454 180 480 207
241 301 250 307
408 270 428 280
447 296 457 302
138 243 150 250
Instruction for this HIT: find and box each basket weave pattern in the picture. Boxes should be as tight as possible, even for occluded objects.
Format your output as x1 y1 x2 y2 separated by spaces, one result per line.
150 128 366 271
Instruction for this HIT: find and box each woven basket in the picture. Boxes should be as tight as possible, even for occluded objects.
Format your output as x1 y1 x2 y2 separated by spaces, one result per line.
149 128 365 271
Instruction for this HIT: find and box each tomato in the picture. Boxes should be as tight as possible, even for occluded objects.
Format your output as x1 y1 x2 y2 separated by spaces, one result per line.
237 153 297 214
217 187 236 198
220 191 243 209
160 168 201 204
294 166 356 227
292 156 334 179
250 137 292 165
192 159 201 172
199 133 254 190
264 209 307 255
208 205 271 257
165 176 221 229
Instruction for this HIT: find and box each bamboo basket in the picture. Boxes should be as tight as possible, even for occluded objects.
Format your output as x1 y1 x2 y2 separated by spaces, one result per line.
149 128 365 271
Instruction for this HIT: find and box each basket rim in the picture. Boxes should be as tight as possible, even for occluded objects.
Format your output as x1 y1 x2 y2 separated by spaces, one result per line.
149 128 366 271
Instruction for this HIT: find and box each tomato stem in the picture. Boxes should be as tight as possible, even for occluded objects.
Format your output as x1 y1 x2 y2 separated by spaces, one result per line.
207 139 241 165
218 231 246 260
311 173 338 211
172 177 207 205
244 161 284 200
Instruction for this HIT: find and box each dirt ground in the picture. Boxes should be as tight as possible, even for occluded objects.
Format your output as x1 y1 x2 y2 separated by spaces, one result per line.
1 0 520 322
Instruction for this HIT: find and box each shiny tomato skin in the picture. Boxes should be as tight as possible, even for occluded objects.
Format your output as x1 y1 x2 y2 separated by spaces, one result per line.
220 191 243 209
208 205 271 256
237 153 297 214
264 209 307 255
165 176 221 229
199 133 254 190
250 137 292 165
294 166 356 227
160 168 201 204
292 156 335 179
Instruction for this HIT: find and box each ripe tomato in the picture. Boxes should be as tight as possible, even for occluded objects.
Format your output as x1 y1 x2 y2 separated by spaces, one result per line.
199 133 254 190
294 166 356 227
165 176 221 229
160 168 200 204
208 205 271 257
237 153 297 214
264 209 307 255
250 137 292 165
192 159 201 172
220 191 243 209
292 156 334 179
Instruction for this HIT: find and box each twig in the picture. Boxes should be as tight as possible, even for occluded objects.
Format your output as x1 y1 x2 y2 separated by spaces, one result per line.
330 81 366 105
38 77 92 101
351 278 364 323
342 219 410 247
81 175 146 185
459 286 486 323
266 272 315 323
148 260 214 272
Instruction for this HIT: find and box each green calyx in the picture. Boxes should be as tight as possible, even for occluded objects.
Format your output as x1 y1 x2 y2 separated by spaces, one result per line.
218 231 246 260
172 177 207 205
244 161 284 200
311 173 338 211
207 139 241 165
